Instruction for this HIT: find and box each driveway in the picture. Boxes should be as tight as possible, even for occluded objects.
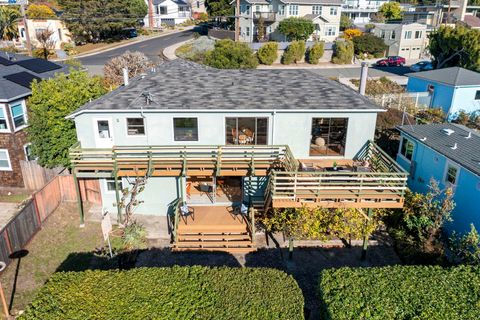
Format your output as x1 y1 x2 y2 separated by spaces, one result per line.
79 29 195 75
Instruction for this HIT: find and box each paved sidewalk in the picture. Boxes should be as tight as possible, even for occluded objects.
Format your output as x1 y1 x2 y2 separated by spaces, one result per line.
162 39 192 60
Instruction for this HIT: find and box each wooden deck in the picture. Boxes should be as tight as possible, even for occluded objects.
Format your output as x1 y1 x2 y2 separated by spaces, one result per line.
173 206 255 253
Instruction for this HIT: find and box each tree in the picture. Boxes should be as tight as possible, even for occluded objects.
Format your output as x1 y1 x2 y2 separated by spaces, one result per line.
27 70 106 168
257 41 278 65
278 17 314 41
378 2 402 20
352 33 387 56
35 29 55 60
26 4 56 19
306 41 324 64
103 51 153 88
332 39 354 64
204 0 233 17
0 6 20 41
370 12 385 23
340 14 352 31
58 0 147 43
256 16 265 42
449 224 480 265
281 40 306 64
205 39 258 69
428 26 480 71
343 28 362 40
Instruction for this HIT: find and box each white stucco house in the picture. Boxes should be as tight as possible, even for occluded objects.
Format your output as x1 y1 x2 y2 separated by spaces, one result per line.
144 0 192 27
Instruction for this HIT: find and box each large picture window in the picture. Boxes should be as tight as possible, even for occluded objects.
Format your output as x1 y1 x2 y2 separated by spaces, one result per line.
10 103 26 129
174 118 198 141
226 117 268 145
400 137 414 161
310 118 348 156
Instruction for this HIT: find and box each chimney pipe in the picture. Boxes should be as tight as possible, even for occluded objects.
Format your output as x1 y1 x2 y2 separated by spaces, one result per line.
123 68 129 86
359 62 368 96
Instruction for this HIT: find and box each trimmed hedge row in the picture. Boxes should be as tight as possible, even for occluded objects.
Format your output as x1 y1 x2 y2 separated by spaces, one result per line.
319 265 480 320
21 266 304 320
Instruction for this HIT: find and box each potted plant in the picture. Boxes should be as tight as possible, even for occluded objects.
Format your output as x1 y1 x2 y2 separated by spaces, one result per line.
333 161 338 171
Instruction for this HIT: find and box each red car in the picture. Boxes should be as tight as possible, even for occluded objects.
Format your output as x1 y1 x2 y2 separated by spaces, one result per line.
376 56 406 67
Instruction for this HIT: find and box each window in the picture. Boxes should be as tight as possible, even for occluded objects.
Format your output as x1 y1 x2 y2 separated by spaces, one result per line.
197 1 200 9
106 178 124 192
380 30 386 39
160 6 167 14
310 118 348 156
24 144 35 161
279 5 285 15
445 164 459 185
246 26 250 36
126 118 145 136
400 137 414 161
226 117 268 145
415 30 422 39
97 120 111 138
475 90 480 100
246 5 250 14
404 31 412 39
174 118 198 141
390 30 396 39
289 4 298 16
330 7 338 15
325 26 336 36
0 106 9 132
312 5 322 15
10 103 26 129
0 149 11 171
256 5 260 12
155 6 160 14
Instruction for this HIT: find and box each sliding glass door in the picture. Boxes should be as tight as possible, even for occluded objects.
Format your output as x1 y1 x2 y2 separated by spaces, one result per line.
225 117 268 145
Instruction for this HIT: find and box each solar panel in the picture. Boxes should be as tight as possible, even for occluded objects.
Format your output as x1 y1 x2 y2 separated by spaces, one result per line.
4 71 42 89
0 56 15 66
15 58 62 73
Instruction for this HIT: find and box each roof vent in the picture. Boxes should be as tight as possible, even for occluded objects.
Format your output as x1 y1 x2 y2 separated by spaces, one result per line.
466 132 472 139
451 143 458 150
443 128 455 136
420 137 427 141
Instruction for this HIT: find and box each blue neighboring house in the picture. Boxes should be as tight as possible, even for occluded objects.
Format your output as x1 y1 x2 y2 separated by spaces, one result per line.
406 67 480 119
396 123 480 234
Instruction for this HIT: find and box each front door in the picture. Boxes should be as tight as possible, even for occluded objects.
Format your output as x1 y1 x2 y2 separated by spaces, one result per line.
94 119 113 148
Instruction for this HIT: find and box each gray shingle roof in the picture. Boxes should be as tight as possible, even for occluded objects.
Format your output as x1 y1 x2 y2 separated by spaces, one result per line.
398 123 480 176
69 59 382 117
0 52 70 102
406 67 480 87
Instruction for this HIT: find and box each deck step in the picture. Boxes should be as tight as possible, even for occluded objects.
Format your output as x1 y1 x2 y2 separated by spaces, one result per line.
177 226 248 233
172 247 256 253
175 240 253 247
178 234 251 241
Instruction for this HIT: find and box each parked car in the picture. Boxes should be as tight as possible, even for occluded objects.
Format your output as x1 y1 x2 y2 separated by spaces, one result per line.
121 28 138 39
376 56 406 67
410 61 433 72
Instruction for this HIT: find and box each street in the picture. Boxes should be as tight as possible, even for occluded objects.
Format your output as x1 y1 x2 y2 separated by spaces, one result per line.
309 65 411 79
79 29 194 75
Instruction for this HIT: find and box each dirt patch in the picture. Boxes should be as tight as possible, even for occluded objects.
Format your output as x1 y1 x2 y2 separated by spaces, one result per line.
0 203 103 315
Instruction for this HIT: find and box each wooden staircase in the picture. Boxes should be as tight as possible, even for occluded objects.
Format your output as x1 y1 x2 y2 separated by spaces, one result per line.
172 206 256 253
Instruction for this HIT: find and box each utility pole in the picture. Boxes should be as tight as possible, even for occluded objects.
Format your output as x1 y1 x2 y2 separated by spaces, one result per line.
235 0 240 41
19 0 32 56
148 0 154 30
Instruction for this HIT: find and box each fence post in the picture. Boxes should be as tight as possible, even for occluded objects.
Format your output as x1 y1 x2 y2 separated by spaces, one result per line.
73 170 85 227
361 208 373 260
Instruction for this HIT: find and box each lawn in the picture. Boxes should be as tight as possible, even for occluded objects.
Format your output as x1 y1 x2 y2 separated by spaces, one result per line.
1 203 103 315
0 193 30 203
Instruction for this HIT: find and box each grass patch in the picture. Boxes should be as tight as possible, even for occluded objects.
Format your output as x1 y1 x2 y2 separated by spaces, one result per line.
20 266 304 320
0 193 30 203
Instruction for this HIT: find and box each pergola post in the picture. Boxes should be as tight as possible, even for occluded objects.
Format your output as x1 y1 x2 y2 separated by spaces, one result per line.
361 208 373 260
73 169 84 227
114 170 122 225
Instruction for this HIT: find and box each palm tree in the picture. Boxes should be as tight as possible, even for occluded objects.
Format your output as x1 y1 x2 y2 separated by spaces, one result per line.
0 6 21 41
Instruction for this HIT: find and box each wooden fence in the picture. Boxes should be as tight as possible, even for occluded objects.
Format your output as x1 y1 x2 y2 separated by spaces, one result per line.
0 175 100 268
20 160 63 191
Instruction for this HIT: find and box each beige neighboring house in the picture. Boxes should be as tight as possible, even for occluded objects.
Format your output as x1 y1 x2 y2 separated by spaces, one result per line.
402 0 469 28
17 18 71 50
235 0 342 43
372 23 428 59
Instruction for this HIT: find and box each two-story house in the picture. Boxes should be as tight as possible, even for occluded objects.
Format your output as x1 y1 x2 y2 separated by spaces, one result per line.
67 59 407 252
406 67 480 119
342 0 391 24
372 23 428 59
397 123 480 234
236 0 342 43
145 0 191 27
0 52 69 189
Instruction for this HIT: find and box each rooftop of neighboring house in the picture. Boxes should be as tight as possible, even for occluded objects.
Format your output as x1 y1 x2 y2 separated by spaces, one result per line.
463 15 480 28
398 123 480 176
0 52 69 103
406 67 480 87
68 59 382 118
374 22 427 31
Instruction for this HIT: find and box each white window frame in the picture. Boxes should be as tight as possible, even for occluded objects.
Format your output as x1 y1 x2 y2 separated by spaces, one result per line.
415 30 422 39
289 4 298 16
404 31 412 39
104 178 124 194
0 149 12 171
0 105 10 133
279 5 285 15
125 117 146 137
325 26 336 36
9 100 27 132
330 7 338 15
312 5 322 15
23 143 35 161
399 137 415 162
444 162 460 187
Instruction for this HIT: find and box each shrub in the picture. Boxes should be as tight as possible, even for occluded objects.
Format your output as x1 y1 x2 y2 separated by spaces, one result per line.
449 223 480 265
257 42 278 65
282 40 306 65
21 266 304 320
319 265 480 319
205 39 258 69
352 33 387 56
278 17 314 41
26 4 55 19
331 40 354 64
343 28 362 40
122 221 147 250
306 41 324 64
103 51 152 88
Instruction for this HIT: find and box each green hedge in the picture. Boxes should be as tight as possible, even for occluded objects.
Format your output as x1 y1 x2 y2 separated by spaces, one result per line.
21 266 304 320
319 265 480 320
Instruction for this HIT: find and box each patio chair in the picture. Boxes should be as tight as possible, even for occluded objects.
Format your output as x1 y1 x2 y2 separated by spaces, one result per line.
180 203 194 224
228 203 248 221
